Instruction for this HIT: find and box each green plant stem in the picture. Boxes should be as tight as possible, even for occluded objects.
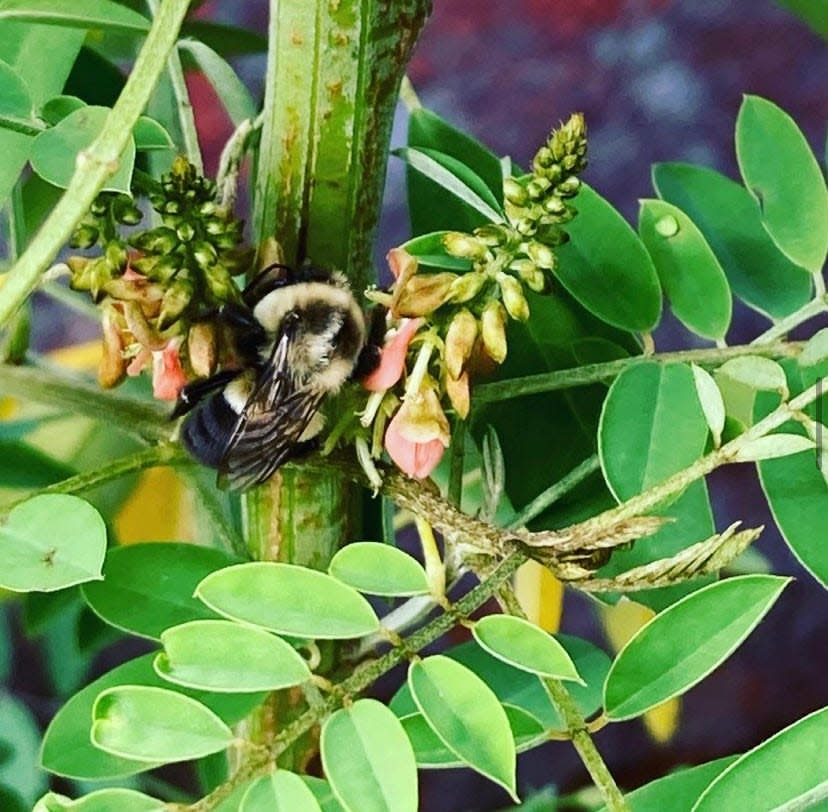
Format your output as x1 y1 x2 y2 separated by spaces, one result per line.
0 362 169 442
507 453 600 530
473 340 804 403
0 444 187 516
751 295 828 345
0 0 191 328
148 0 203 173
184 551 527 812
448 417 466 508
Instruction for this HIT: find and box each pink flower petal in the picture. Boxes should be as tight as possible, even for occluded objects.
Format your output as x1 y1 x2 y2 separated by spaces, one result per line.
384 406 446 479
126 346 152 377
152 338 188 400
362 317 423 392
387 247 417 280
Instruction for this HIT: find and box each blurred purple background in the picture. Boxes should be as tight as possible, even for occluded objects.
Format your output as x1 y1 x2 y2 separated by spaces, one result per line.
192 0 828 807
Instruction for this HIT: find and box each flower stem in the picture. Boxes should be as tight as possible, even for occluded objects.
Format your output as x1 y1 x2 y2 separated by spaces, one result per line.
473 340 804 403
751 296 827 345
0 0 192 327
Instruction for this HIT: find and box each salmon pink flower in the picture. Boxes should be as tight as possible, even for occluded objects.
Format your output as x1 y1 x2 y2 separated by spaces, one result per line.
384 384 450 479
362 318 423 392
152 338 188 400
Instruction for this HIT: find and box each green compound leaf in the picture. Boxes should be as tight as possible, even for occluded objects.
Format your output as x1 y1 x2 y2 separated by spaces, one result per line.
401 704 545 769
717 356 788 395
736 95 828 273
652 163 812 319
472 615 583 682
733 433 815 463
155 619 311 693
321 699 418 812
30 105 135 193
604 575 790 720
0 0 149 32
693 707 828 812
396 146 504 224
0 495 106 592
639 198 731 340
596 756 738 812
241 771 322 812
554 184 662 332
0 58 33 119
195 562 379 639
91 686 234 763
409 655 517 799
40 652 264 780
328 542 430 597
33 789 164 812
599 362 709 502
177 39 256 127
82 543 237 641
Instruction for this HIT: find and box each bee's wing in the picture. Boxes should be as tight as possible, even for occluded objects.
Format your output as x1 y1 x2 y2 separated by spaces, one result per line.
219 333 325 490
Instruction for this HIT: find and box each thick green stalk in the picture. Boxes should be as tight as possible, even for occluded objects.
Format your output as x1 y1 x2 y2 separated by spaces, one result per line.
242 0 431 765
0 0 192 327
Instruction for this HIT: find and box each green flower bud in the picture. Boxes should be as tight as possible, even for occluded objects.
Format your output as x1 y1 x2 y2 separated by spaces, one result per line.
199 201 220 217
556 176 581 197
497 272 530 321
176 222 195 243
535 223 568 247
481 301 508 364
526 177 551 199
526 241 557 270
192 240 219 269
514 217 537 237
543 195 567 216
147 254 183 283
70 224 99 249
112 195 142 225
442 232 487 260
204 264 239 303
90 198 108 217
105 240 128 272
474 224 510 247
89 257 115 302
509 258 546 292
130 227 180 255
447 271 487 304
158 276 194 328
204 217 226 236
503 177 528 206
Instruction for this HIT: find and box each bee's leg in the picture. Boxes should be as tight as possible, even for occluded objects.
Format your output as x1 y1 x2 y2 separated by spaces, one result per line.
171 369 240 419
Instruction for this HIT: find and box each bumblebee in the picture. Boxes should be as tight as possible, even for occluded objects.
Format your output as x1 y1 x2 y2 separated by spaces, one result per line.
173 264 379 490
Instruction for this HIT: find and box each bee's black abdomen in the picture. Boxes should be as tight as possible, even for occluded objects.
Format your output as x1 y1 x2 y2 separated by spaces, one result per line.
180 394 239 468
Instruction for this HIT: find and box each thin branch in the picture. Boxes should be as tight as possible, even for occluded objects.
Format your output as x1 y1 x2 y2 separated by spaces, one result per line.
473 340 804 404
751 295 827 345
0 0 193 327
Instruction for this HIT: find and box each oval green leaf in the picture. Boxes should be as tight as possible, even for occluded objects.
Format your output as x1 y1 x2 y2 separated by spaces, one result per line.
652 162 812 319
91 686 234 763
195 562 379 639
133 116 173 151
82 543 237 640
639 199 731 340
604 575 790 720
329 542 430 597
799 328 828 368
321 699 418 812
691 364 726 447
30 105 135 193
472 615 583 682
599 362 709 502
39 95 85 126
401 705 545 769
33 789 164 812
736 95 828 273
717 356 788 394
241 771 322 812
40 653 264 779
301 777 346 812
693 707 828 812
395 146 504 224
596 756 738 812
759 447 828 588
155 619 310 692
554 184 662 332
408 656 517 798
734 433 815 463
0 59 33 119
0 0 150 32
0 494 106 592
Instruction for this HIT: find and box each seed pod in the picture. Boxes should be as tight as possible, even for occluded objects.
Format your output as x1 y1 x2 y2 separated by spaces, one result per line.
393 272 457 318
447 271 487 304
481 300 508 364
445 309 478 379
497 273 530 321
